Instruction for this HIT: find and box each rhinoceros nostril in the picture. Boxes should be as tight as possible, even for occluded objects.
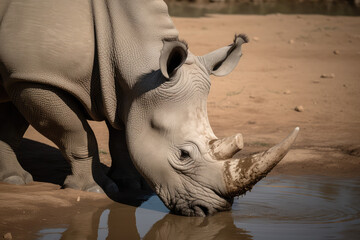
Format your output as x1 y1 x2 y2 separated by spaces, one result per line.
197 205 210 216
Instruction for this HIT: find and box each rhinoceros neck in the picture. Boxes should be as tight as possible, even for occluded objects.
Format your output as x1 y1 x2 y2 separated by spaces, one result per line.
92 0 178 128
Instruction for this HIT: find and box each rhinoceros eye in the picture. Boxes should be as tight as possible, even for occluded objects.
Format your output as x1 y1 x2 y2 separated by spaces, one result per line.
180 149 191 161
169 146 195 170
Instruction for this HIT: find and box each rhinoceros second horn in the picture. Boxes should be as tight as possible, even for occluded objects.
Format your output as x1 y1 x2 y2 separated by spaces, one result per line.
210 133 244 160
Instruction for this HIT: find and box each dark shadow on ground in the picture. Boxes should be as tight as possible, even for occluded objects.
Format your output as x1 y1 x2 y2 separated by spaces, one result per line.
16 138 154 206
17 138 112 186
17 138 71 185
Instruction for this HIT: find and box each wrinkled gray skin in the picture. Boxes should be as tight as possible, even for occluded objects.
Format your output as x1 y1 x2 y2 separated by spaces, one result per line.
0 0 299 216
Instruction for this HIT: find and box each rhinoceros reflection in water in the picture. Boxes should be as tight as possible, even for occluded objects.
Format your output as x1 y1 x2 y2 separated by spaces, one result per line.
50 200 252 240
143 211 252 240
0 0 299 216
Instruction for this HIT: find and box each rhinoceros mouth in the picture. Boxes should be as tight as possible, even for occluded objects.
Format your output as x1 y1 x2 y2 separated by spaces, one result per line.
172 197 232 217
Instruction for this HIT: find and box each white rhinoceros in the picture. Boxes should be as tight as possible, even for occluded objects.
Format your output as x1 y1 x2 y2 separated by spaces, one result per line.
0 0 299 216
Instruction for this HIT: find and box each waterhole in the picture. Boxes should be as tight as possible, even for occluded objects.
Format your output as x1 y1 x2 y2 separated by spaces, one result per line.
37 175 360 240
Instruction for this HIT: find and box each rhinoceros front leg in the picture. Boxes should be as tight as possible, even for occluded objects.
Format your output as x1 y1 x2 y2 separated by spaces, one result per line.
7 83 118 194
0 102 33 184
107 123 151 192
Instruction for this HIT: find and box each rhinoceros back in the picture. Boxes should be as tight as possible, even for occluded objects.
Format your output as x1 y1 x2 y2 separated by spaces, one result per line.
0 0 179 125
0 0 103 120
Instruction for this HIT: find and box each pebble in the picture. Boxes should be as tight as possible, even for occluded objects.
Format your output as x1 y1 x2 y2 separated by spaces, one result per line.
253 36 260 41
312 80 320 84
77 196 80 202
289 39 295 44
320 73 335 78
294 105 304 112
3 233 12 240
283 89 291 95
333 50 340 55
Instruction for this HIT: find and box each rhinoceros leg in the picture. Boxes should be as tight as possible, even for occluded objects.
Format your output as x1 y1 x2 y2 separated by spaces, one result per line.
107 123 151 192
7 83 118 194
0 102 33 185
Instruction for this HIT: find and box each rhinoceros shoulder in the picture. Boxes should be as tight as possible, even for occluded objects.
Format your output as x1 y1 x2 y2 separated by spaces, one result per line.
0 0 95 82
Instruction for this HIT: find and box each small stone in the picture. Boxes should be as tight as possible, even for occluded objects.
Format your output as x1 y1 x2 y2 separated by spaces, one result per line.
320 73 335 78
312 80 320 84
77 196 80 202
249 95 255 99
289 39 295 44
343 84 347 88
283 89 291 95
3 233 12 240
253 36 260 41
248 121 256 125
333 50 340 55
294 105 304 112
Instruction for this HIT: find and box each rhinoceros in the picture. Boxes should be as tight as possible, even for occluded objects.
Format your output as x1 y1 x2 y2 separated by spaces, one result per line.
0 0 299 216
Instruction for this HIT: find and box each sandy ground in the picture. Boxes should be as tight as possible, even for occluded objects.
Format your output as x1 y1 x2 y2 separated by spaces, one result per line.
1 14 360 239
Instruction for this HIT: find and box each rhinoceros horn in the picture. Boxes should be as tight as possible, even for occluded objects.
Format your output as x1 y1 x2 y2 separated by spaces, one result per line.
220 127 299 197
210 133 244 160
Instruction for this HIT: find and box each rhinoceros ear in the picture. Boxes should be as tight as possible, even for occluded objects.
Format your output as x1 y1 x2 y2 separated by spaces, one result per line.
200 34 248 77
160 39 188 79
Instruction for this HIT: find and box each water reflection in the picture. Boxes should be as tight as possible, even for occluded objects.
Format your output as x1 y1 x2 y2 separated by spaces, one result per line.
37 175 360 240
39 200 251 240
143 211 252 240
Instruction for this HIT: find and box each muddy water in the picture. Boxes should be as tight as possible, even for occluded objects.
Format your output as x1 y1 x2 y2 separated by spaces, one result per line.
36 175 360 240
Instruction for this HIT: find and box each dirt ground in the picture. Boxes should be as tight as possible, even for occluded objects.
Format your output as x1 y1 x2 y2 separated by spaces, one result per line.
1 14 360 239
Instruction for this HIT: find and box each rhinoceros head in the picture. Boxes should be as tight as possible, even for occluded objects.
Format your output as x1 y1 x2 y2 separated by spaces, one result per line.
125 35 299 216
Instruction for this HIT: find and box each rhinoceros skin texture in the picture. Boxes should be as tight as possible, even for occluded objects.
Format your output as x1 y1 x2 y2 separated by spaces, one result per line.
0 0 298 216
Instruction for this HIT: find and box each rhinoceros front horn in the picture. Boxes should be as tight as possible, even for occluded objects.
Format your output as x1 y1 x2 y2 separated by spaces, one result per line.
222 127 299 197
